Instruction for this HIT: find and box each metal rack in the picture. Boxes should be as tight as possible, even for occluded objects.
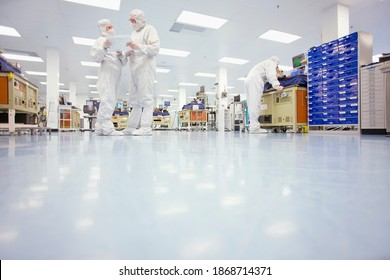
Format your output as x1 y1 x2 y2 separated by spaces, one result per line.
178 110 207 131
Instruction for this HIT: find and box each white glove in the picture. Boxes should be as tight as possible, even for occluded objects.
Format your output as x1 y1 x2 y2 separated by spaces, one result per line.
275 86 284 91
103 40 111 49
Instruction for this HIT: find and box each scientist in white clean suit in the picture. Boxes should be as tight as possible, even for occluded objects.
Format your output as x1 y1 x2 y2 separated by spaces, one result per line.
122 9 160 136
90 19 127 136
245 56 284 134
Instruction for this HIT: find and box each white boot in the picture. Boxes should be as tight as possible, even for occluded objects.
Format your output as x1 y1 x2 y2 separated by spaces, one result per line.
132 105 153 136
103 130 124 136
124 107 142 134
132 127 152 136
249 128 268 134
121 127 136 135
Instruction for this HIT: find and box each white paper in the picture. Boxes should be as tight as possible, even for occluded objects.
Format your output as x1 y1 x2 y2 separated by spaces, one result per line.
106 35 131 52
261 104 267 110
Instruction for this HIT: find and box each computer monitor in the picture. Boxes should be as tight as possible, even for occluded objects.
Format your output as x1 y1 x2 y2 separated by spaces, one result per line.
86 100 100 112
164 101 170 106
292 53 305 68
83 105 95 115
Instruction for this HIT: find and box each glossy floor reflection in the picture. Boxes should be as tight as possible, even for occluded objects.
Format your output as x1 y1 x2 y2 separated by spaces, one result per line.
0 131 389 259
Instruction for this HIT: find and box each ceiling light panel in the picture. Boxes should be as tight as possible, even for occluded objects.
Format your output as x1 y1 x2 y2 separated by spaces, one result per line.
156 68 171 73
167 89 179 92
0 25 21 37
258 30 301 44
85 75 98 79
159 94 174 97
176 10 227 29
73 37 95 46
195 72 216 78
64 0 121 11
1 53 43 62
179 82 199 86
25 71 47 76
40 82 65 86
218 57 249 65
81 61 100 67
159 48 190 57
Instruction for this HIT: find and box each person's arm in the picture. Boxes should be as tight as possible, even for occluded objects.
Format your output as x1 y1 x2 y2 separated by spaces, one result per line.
116 51 128 66
90 37 107 63
265 60 281 89
138 26 160 56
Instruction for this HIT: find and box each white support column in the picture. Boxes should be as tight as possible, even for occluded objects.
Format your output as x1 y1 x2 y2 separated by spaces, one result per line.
179 87 186 111
46 48 60 129
322 3 349 43
217 67 228 132
69 81 76 106
76 94 88 110
157 97 164 109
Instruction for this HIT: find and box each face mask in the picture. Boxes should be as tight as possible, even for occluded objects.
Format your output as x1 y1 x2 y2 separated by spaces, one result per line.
132 22 143 31
107 29 115 36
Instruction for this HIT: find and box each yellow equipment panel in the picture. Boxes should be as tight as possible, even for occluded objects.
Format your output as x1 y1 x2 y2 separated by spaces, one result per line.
259 86 308 132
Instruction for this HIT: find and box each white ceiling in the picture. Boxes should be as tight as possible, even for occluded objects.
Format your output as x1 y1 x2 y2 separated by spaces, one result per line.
0 0 389 102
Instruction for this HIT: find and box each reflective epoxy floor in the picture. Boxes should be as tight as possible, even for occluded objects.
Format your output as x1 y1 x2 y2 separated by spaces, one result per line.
0 131 389 260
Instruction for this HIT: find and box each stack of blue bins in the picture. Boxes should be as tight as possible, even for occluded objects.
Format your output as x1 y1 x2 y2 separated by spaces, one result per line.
308 32 359 126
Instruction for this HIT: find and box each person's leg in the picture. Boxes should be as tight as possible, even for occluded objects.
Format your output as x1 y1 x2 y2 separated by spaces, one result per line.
132 68 154 136
245 78 267 133
96 70 123 136
123 78 142 135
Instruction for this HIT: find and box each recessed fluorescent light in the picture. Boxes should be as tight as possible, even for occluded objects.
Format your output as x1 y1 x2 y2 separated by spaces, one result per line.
372 54 382 63
81 61 100 67
154 80 158 84
176 10 227 29
40 82 65 86
0 25 21 37
1 53 43 62
159 48 190 57
219 57 249 65
73 36 95 46
195 72 216 78
156 68 170 73
64 0 121 11
227 86 234 89
159 94 174 98
85 75 98 79
258 29 301 44
25 71 47 76
88 85 97 88
205 91 216 95
90 91 98 94
179 82 199 86
59 89 70 93
278 65 293 71
167 89 179 93
237 77 246 81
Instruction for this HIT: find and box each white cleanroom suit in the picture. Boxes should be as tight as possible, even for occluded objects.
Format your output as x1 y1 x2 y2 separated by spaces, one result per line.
90 19 127 136
245 56 284 133
122 9 160 136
